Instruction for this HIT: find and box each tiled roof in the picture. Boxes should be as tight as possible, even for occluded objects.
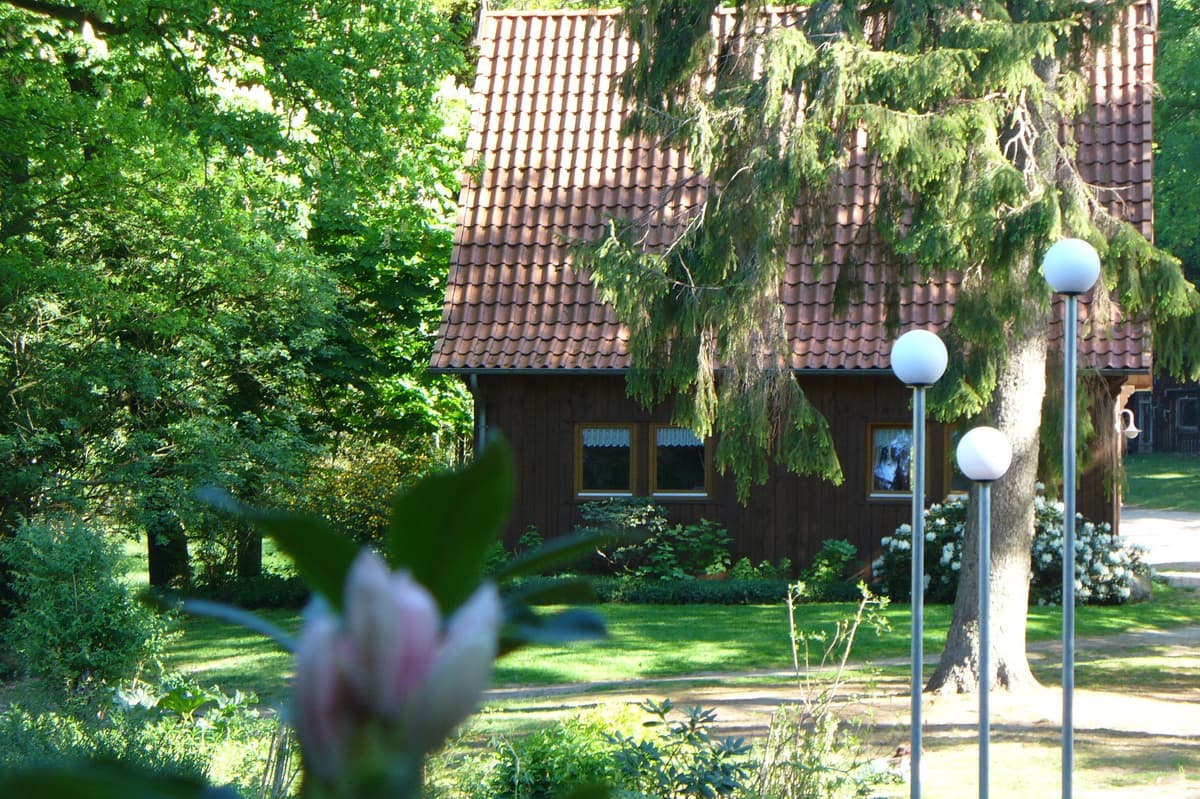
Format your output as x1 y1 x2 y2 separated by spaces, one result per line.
432 5 1154 373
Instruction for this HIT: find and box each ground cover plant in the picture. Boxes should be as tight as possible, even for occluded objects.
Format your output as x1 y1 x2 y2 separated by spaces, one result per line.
1125 452 1200 512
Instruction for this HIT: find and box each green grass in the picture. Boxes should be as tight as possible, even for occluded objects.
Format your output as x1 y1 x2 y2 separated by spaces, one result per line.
1125 451 1200 512
165 585 1200 697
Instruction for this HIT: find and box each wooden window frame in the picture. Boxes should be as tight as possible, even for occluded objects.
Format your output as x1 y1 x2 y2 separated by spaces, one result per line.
1178 396 1199 432
649 424 712 498
866 422 915 501
943 425 971 500
574 423 637 498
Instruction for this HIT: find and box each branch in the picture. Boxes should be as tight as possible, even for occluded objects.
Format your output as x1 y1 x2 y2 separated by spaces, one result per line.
2 0 128 35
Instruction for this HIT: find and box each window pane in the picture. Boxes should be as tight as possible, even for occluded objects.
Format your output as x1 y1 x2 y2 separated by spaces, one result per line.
655 427 705 492
1179 397 1199 430
872 427 912 493
581 427 631 492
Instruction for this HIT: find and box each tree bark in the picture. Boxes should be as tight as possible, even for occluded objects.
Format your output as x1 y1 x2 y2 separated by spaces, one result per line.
236 525 263 579
145 492 191 589
927 315 1049 694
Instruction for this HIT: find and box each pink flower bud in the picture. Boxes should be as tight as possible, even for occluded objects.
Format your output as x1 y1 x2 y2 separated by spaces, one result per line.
292 550 502 784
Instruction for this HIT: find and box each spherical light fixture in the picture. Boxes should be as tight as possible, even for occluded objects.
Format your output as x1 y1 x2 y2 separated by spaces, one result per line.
956 426 1012 483
890 329 949 387
1042 238 1101 296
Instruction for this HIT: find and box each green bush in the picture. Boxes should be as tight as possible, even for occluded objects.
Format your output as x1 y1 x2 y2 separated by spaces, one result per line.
873 493 1149 604
0 517 170 690
729 557 793 581
798 539 861 602
581 499 732 580
608 700 752 799
190 572 310 609
478 715 620 799
457 703 750 799
0 679 288 793
595 577 790 605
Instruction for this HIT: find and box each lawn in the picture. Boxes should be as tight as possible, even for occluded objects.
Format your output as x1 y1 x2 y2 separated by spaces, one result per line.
1124 451 1200 512
166 584 1200 700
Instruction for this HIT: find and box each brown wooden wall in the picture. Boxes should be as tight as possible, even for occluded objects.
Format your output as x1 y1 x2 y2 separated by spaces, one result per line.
473 373 1121 573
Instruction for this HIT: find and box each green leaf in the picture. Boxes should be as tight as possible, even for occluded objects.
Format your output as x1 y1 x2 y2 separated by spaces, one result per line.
495 530 618 581
197 486 357 611
503 577 598 607
386 437 513 613
500 608 607 655
0 761 236 799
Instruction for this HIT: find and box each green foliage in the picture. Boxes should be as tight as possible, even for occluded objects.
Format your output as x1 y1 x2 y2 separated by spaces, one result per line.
758 589 894 799
387 439 514 613
581 0 1200 502
1157 0 1200 286
204 437 605 658
582 499 732 580
594 577 791 605
477 715 621 799
608 700 752 799
796 540 860 603
0 0 473 589
0 518 169 690
728 557 793 581
189 573 310 611
459 701 749 799
0 678 288 797
873 494 1149 605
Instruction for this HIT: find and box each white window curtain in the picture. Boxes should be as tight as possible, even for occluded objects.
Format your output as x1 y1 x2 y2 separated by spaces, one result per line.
656 427 702 447
582 428 631 447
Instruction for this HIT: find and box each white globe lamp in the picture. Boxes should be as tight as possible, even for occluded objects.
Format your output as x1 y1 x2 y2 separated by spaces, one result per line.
955 426 1012 483
890 329 949 387
1042 238 1101 296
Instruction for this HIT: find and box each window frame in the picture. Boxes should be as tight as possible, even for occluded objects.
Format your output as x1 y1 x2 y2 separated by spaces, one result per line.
866 422 916 501
1178 396 1199 432
574 423 637 498
649 423 712 498
943 425 971 499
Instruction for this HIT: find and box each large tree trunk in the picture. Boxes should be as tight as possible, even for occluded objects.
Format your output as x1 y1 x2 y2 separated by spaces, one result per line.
236 525 263 579
926 322 1049 694
145 492 191 589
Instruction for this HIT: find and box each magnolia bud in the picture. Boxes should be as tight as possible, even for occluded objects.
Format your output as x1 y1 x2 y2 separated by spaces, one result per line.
292 550 502 787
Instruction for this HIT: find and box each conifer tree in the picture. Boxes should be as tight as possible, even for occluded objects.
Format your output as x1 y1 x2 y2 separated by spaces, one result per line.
582 0 1200 692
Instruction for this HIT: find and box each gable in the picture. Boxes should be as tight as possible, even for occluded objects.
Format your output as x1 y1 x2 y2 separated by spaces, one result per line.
432 5 1154 374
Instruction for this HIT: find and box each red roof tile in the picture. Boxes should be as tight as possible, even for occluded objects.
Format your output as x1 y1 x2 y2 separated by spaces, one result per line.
432 5 1153 373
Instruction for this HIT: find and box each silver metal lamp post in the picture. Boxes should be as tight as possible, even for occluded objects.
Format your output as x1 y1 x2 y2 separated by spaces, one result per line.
955 426 1013 799
890 329 949 799
1041 238 1101 799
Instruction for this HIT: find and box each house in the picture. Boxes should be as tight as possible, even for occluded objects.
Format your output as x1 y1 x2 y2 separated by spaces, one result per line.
1129 377 1200 454
430 6 1155 568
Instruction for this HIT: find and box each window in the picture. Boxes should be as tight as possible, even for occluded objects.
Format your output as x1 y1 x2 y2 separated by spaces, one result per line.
1178 396 1199 431
868 424 913 498
652 426 709 496
576 425 634 496
944 426 972 498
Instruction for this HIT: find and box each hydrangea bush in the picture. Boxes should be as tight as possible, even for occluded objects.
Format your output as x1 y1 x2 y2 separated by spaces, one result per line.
872 491 1149 605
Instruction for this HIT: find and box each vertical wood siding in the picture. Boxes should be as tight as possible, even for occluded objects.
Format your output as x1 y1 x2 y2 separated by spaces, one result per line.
474 374 1121 571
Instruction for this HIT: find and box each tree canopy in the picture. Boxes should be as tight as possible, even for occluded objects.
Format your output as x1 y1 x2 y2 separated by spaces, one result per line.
1157 0 1200 285
0 1 473 582
582 0 1199 691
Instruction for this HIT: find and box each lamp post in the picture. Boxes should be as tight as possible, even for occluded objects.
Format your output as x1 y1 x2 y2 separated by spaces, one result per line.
890 329 948 799
1042 238 1101 799
955 426 1013 799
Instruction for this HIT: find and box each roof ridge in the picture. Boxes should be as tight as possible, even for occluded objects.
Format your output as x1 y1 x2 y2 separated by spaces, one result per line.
484 7 621 19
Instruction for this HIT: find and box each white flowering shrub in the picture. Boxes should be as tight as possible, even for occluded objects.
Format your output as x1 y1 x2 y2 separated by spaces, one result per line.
872 493 1149 605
